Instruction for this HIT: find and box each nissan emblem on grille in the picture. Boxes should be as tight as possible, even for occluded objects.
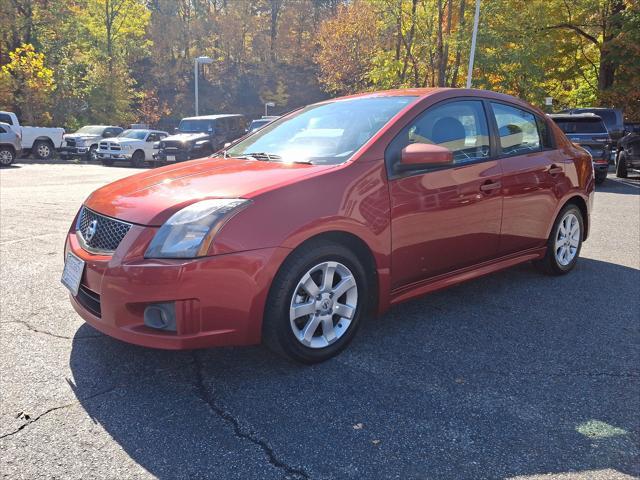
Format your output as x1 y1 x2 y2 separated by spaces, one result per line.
77 207 132 253
85 219 98 241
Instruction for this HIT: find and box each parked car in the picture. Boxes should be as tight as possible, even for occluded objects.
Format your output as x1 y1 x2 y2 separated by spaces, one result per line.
247 116 279 133
154 114 246 163
624 122 640 134
97 129 169 167
60 125 124 161
549 113 611 184
615 131 640 178
63 88 593 363
561 107 625 146
0 122 22 167
0 111 64 159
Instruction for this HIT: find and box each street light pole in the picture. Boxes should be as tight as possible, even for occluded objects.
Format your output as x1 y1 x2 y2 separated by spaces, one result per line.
194 56 213 116
466 0 481 89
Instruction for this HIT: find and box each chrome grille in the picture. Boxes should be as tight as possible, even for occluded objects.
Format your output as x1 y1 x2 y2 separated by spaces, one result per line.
77 207 132 253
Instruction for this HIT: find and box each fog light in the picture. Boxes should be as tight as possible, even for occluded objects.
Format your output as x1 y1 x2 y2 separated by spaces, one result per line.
144 303 177 331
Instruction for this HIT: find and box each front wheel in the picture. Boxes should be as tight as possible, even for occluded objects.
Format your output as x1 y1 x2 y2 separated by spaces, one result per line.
534 204 584 275
263 240 369 363
616 151 628 178
131 150 145 168
86 145 98 162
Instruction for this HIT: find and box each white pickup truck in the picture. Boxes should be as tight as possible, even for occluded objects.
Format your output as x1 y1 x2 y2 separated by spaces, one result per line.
0 111 65 159
96 129 169 167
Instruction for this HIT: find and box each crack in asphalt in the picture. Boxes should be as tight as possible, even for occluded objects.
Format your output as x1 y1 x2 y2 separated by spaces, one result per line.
0 386 118 439
191 351 310 480
3 320 103 340
477 369 640 379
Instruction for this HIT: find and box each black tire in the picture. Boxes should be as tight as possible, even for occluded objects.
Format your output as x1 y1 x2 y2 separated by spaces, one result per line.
0 147 15 166
86 145 98 162
101 158 114 166
616 151 628 178
263 240 370 364
534 203 584 276
33 140 53 159
594 170 607 184
131 150 145 168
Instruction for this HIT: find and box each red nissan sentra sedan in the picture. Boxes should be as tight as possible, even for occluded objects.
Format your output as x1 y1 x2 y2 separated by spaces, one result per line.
62 88 594 363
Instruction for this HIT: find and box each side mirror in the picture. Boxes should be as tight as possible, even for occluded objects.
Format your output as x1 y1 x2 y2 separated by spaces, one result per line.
400 143 453 167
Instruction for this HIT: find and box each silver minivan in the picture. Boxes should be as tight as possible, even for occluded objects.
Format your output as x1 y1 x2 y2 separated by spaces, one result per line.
0 121 22 166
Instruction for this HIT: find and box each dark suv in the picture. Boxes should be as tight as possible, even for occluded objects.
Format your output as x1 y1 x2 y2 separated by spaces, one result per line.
561 108 624 148
616 131 640 178
154 114 246 164
550 113 611 184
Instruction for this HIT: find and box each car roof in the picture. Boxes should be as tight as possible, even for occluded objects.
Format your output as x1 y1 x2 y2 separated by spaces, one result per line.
83 125 121 128
549 113 604 121
181 114 244 121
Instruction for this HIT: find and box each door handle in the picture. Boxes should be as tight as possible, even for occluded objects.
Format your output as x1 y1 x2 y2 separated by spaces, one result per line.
480 181 501 192
548 164 563 175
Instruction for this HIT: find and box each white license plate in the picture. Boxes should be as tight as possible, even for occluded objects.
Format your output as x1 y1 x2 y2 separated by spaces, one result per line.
167 155 175 161
61 252 85 296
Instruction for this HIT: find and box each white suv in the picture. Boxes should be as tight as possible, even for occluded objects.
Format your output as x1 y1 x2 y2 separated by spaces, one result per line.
97 129 168 167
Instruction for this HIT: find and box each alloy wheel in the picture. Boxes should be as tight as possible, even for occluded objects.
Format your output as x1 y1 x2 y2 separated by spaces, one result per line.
289 261 358 349
37 143 51 158
554 212 580 266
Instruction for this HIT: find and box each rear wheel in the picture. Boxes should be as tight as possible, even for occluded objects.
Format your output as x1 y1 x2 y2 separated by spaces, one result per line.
33 140 53 160
131 150 145 168
595 170 607 184
0 147 15 166
263 240 369 363
534 204 583 275
616 151 628 178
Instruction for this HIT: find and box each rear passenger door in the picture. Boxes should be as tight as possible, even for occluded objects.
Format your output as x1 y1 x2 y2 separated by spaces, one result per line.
488 102 564 255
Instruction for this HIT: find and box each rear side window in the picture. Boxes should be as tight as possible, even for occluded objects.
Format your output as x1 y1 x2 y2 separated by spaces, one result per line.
0 113 13 125
0 126 6 133
491 103 541 155
398 100 491 165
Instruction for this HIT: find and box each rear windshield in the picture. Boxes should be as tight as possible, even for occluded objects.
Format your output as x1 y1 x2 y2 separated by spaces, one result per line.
553 119 607 134
573 109 617 128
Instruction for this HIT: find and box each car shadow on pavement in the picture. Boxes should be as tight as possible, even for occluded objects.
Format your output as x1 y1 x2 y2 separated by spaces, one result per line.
69 258 640 479
598 177 640 195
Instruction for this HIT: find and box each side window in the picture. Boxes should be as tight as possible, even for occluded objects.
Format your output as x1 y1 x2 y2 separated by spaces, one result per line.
147 133 159 142
0 113 13 125
0 126 5 133
491 103 542 155
396 100 491 166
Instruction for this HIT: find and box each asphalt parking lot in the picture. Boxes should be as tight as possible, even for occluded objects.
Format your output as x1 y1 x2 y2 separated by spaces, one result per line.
1 162 639 479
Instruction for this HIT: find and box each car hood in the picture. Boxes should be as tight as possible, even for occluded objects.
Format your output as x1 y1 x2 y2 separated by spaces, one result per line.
105 138 142 145
85 157 333 226
65 133 101 141
163 132 208 142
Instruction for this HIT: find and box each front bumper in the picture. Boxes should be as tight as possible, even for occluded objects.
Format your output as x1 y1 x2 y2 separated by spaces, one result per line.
154 149 203 163
60 146 89 157
97 151 132 160
65 227 290 349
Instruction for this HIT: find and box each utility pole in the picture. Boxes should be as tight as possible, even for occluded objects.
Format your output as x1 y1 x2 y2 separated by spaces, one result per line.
194 56 213 116
466 0 481 89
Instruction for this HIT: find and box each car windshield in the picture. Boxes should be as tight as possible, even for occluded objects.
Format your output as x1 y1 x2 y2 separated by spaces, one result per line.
119 129 148 140
178 119 215 133
76 126 106 135
227 96 417 164
249 120 271 131
554 119 607 134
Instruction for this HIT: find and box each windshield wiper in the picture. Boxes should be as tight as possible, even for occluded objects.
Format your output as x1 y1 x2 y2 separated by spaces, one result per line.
241 152 282 161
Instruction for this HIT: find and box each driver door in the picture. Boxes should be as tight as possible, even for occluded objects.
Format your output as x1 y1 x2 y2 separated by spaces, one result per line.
387 99 503 289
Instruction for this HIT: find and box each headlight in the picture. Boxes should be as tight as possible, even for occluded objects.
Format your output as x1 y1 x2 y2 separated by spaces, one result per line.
122 145 132 150
144 199 250 259
75 139 85 146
